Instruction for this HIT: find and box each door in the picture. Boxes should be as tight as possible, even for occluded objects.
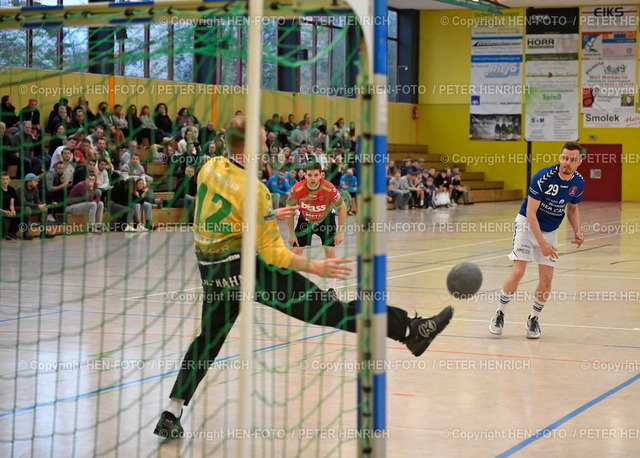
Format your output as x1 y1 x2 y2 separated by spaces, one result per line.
580 144 622 202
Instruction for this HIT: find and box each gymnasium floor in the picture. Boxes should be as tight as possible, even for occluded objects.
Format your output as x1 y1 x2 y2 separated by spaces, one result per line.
1 201 639 457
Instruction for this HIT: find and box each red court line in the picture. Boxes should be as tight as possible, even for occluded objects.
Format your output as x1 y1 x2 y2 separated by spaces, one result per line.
392 393 415 397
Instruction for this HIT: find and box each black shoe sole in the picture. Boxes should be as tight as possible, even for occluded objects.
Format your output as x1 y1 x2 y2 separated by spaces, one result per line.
406 306 454 357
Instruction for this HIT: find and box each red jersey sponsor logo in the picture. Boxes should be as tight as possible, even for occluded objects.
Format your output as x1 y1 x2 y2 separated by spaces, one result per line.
289 178 341 223
569 186 578 196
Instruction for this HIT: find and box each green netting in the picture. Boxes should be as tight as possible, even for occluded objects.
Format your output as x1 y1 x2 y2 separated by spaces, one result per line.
0 2 376 457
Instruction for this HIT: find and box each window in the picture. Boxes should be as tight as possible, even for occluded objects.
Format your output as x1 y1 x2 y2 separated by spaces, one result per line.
63 27 88 72
0 30 27 67
174 24 195 83
32 28 59 70
388 9 399 102
262 21 278 90
149 24 169 80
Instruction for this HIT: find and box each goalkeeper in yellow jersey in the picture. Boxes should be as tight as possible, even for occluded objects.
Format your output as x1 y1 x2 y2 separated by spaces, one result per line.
154 115 453 439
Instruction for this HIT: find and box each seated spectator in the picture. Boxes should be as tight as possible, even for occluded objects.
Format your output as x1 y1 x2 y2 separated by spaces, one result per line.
19 99 41 137
57 148 76 185
1 122 31 178
45 161 73 221
67 173 104 233
110 104 129 139
175 107 188 131
95 159 111 193
450 170 470 205
198 121 216 147
180 117 199 141
177 128 200 158
119 140 138 169
389 170 411 209
108 173 137 232
289 121 311 149
424 176 437 209
11 121 42 176
326 152 344 189
387 160 398 177
283 114 295 134
330 118 349 149
75 138 95 165
87 126 109 149
264 113 280 134
16 173 55 239
312 146 329 170
0 171 23 240
1 95 20 134
153 103 173 138
348 121 357 152
68 108 88 133
433 168 453 207
292 144 310 165
45 98 69 134
74 96 96 125
126 104 146 145
50 136 78 170
266 169 291 208
131 178 153 231
171 165 197 222
399 157 411 176
51 105 71 134
73 159 96 187
94 137 113 170
387 174 406 209
339 168 358 215
48 124 67 159
310 117 328 150
139 105 161 145
408 171 426 209
283 169 298 187
120 153 153 185
258 155 272 183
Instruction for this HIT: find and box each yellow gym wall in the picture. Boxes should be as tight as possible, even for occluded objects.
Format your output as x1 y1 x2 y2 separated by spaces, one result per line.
419 8 640 201
3 67 415 146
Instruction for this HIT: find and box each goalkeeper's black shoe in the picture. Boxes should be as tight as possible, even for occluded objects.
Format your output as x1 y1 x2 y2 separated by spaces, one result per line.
153 411 184 439
402 306 454 357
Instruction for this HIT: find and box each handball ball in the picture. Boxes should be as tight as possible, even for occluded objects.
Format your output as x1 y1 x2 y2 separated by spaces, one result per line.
447 262 483 299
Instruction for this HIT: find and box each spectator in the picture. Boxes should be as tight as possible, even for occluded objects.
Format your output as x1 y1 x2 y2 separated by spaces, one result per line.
387 175 404 209
283 113 295 134
19 99 41 135
87 126 108 148
68 108 88 133
293 144 310 165
154 103 173 138
131 178 153 231
390 170 412 209
339 168 358 215
450 171 470 205
105 172 136 232
95 102 111 130
16 173 55 239
176 129 200 167
1 122 29 178
409 171 426 209
264 113 280 134
75 139 95 165
175 107 188 131
331 118 349 149
310 117 328 150
258 155 273 183
94 138 113 170
326 152 344 188
424 176 437 209
110 104 129 139
198 121 216 146
45 161 72 222
139 105 161 144
57 148 76 185
73 159 96 187
119 140 138 169
433 169 452 207
266 169 291 208
50 136 78 170
301 113 311 127
185 107 200 127
121 153 153 186
172 164 197 221
348 121 357 152
74 96 96 125
67 173 104 233
1 95 20 133
11 121 42 176
95 159 111 192
0 171 22 240
399 157 411 176
289 121 311 149
312 146 329 170
126 104 147 146
387 160 398 177
51 105 71 134
45 98 69 134
48 124 67 159
180 117 199 141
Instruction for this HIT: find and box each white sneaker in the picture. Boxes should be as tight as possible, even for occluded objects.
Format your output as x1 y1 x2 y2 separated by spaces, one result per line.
137 224 149 232
123 224 137 232
47 214 56 223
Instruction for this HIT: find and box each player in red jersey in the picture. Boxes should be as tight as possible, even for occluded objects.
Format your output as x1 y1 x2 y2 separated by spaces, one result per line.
286 161 347 297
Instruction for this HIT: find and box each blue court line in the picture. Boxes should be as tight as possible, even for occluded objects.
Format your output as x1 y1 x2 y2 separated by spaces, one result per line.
497 372 640 457
604 345 640 349
0 310 64 323
0 328 342 419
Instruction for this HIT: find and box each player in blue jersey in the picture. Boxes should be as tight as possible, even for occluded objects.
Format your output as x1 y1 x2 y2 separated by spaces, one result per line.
489 142 585 339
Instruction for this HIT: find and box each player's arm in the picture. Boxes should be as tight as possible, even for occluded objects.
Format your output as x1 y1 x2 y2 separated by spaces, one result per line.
289 254 352 279
566 203 584 248
285 192 299 245
335 200 347 246
525 197 558 259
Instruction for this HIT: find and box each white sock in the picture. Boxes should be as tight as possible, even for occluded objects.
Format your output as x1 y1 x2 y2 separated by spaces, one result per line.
531 299 545 318
497 289 512 313
166 398 184 417
405 325 411 338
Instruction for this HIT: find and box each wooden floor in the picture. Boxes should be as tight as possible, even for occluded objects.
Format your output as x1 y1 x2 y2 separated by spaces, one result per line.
1 201 639 457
